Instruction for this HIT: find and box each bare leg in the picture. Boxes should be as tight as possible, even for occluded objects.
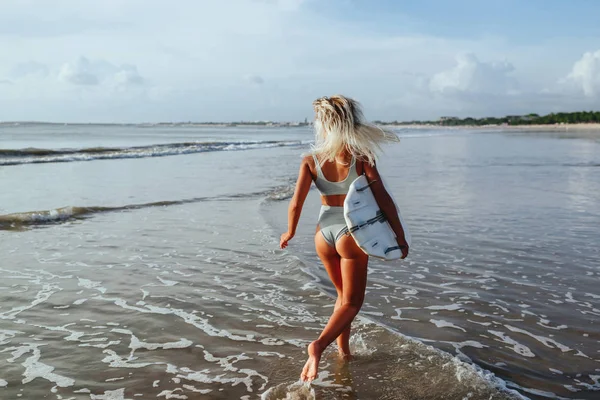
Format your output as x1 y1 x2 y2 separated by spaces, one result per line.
315 233 351 355
315 240 368 349
301 234 368 381
333 297 351 357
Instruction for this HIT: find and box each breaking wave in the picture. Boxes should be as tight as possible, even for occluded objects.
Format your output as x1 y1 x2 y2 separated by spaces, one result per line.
0 182 297 230
0 140 307 166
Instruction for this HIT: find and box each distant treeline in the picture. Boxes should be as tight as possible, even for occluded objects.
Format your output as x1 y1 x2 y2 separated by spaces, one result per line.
4 111 600 127
375 111 600 126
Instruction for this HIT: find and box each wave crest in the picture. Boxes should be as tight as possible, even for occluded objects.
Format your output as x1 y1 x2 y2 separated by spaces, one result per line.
0 140 306 166
0 181 297 230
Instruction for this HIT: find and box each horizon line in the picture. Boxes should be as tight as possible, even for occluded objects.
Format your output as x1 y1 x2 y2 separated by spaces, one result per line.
2 110 599 126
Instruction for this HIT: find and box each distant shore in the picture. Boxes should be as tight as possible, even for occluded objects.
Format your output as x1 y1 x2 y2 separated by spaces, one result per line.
2 121 600 132
387 123 600 131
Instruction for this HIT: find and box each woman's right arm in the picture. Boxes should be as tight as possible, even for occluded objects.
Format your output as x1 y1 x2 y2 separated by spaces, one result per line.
363 161 409 259
280 157 313 249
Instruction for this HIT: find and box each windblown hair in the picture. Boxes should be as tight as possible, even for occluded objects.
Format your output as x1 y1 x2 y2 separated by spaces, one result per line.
310 95 399 166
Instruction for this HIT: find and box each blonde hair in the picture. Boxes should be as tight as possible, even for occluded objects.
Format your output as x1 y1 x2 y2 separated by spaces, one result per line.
310 95 398 166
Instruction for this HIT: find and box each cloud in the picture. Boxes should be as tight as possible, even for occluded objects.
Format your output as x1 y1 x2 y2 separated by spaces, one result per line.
256 0 307 11
246 75 265 85
417 50 600 119
429 53 518 95
0 1 599 122
59 58 99 85
274 0 306 11
58 57 144 87
563 50 600 97
0 79 13 85
10 61 49 78
114 67 145 86
0 1 131 38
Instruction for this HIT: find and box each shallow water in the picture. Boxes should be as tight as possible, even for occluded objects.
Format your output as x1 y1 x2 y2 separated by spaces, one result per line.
0 124 598 399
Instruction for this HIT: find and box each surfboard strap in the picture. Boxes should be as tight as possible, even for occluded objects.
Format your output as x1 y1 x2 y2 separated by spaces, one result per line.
356 179 377 192
348 211 387 233
384 246 401 254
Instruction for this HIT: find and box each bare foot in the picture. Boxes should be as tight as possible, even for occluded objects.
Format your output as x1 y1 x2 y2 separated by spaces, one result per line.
337 340 351 359
337 345 353 360
300 341 322 382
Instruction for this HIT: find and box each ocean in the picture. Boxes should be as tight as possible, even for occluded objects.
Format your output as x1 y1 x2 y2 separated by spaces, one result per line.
0 124 598 400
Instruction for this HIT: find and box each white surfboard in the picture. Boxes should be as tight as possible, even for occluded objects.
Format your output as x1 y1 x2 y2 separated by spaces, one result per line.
343 175 411 260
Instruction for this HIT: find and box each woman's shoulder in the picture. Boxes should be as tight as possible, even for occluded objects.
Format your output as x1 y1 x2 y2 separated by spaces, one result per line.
301 153 316 165
301 154 318 178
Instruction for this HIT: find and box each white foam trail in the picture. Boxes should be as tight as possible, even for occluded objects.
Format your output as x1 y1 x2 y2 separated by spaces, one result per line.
430 319 467 332
0 329 21 345
566 374 600 392
0 284 59 320
90 388 128 400
78 278 107 294
505 325 585 356
181 384 212 395
391 307 419 321
506 381 572 400
202 349 268 392
310 370 350 390
257 351 287 358
549 368 563 374
488 330 535 357
467 318 492 327
128 335 193 360
6 343 75 388
100 297 255 342
105 377 125 382
261 381 315 400
425 304 463 311
102 350 156 369
157 389 187 399
155 276 179 286
440 340 488 362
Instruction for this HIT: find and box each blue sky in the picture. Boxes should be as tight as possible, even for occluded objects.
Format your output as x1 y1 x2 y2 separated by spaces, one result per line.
332 0 600 42
1 0 599 122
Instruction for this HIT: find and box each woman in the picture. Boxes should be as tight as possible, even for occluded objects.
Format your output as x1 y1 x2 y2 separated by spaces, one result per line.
279 95 410 382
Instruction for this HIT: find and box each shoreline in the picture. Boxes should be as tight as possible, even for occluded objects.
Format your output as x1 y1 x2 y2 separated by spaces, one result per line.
0 121 311 128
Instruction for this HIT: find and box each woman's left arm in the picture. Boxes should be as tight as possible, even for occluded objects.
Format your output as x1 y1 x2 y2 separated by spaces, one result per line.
280 157 313 249
364 161 409 259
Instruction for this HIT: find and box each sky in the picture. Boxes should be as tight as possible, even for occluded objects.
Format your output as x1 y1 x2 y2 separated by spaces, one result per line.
1 0 600 123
